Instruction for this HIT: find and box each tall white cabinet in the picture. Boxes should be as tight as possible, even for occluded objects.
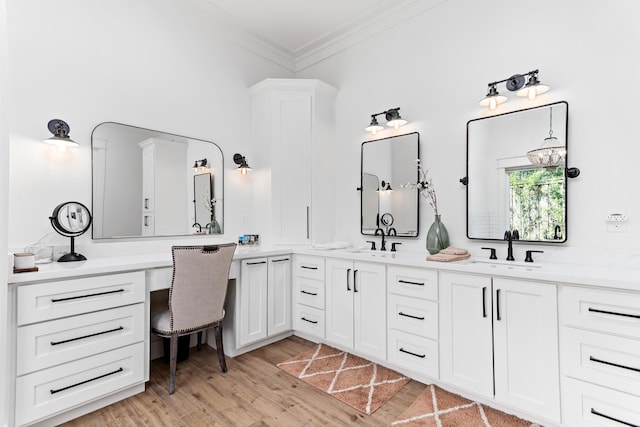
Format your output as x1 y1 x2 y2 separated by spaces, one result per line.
250 79 337 246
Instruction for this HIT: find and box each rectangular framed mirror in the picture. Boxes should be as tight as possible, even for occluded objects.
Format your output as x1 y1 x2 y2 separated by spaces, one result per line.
361 132 420 237
465 101 569 242
92 122 224 239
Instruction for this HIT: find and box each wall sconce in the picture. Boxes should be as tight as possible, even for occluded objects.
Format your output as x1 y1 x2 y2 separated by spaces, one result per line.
479 70 550 110
44 119 79 147
233 153 252 175
365 108 408 134
376 180 393 194
192 158 209 173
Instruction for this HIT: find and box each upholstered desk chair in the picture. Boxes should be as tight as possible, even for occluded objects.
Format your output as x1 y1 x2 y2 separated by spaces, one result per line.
151 243 236 394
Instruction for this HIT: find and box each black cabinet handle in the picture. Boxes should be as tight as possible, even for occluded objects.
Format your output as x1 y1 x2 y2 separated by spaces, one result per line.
300 290 318 296
482 287 487 318
271 258 290 263
496 289 501 321
50 367 124 394
51 289 124 303
588 307 640 319
346 269 351 291
301 317 318 324
399 348 426 359
591 408 639 427
144 215 150 227
246 261 267 265
398 279 424 286
301 265 318 270
144 198 150 209
353 270 358 292
399 312 425 321
51 326 124 346
590 356 640 373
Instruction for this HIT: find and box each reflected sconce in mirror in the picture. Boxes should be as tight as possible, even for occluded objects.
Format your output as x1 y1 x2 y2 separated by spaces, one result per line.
192 158 209 173
365 108 408 134
479 70 550 110
233 153 252 175
44 119 79 147
378 180 393 193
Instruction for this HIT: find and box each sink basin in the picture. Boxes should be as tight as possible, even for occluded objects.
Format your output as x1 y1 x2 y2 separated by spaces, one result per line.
468 259 542 271
349 249 391 258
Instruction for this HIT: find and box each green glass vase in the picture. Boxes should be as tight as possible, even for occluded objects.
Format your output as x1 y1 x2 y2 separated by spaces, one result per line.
426 214 450 254
207 218 221 234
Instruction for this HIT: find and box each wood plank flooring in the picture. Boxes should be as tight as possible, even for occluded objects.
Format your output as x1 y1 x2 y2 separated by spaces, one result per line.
63 336 425 426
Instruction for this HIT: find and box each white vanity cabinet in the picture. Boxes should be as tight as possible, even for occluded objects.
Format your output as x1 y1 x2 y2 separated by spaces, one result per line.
292 255 326 339
250 79 337 245
559 286 640 427
237 256 292 347
439 272 560 423
12 271 146 427
325 259 386 361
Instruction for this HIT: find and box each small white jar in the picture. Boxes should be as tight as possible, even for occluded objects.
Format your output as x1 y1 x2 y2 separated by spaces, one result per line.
14 253 35 270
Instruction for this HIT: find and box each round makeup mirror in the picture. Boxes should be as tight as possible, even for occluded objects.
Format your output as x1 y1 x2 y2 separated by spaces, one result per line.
49 201 92 262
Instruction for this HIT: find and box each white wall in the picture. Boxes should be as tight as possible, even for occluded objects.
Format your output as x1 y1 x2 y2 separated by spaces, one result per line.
297 0 640 264
6 0 293 256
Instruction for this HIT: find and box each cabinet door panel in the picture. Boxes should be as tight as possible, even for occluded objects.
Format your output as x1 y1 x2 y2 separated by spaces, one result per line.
325 259 354 348
439 272 493 398
268 257 291 336
493 278 560 423
354 262 386 360
238 259 268 346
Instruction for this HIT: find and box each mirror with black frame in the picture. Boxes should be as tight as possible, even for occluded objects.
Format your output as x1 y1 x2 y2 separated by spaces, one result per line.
465 101 570 243
360 132 420 237
91 122 224 239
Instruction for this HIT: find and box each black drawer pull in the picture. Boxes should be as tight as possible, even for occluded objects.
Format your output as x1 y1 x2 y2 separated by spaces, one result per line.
591 408 639 427
301 317 318 324
301 265 318 270
496 288 502 321
590 356 640 373
300 290 318 296
399 348 426 358
588 308 640 319
51 326 124 346
246 261 267 265
398 279 424 286
50 367 124 395
271 258 290 263
51 289 125 303
353 270 358 293
399 312 425 321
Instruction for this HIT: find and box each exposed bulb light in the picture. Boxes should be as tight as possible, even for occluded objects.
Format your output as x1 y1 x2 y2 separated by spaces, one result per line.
44 119 79 147
192 158 209 173
233 153 252 175
365 116 384 134
479 84 507 110
516 71 550 100
479 69 550 110
365 108 408 133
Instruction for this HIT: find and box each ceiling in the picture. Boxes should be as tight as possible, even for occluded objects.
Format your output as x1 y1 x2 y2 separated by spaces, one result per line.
201 0 445 71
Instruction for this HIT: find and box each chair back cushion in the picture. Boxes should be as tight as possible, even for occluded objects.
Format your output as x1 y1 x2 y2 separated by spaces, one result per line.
169 243 236 333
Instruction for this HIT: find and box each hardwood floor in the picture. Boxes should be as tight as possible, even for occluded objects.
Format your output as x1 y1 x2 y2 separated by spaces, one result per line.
63 336 425 426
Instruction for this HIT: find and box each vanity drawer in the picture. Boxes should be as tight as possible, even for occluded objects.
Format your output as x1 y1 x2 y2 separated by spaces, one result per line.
294 304 324 339
560 286 640 339
387 329 438 379
15 342 144 426
387 266 437 301
561 376 640 427
388 294 438 340
294 277 325 309
561 327 640 397
293 255 325 281
17 303 145 375
17 271 145 325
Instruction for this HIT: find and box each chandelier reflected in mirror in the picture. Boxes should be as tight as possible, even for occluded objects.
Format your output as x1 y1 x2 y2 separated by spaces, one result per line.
527 106 566 168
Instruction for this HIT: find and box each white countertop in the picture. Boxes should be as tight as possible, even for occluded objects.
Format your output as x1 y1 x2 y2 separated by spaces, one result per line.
8 246 640 291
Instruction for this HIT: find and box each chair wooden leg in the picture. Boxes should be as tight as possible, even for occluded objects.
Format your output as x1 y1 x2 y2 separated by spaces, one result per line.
169 334 178 395
197 331 203 351
214 324 227 373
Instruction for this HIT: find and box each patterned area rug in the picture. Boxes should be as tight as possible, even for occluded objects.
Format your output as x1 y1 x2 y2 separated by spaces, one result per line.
277 343 410 415
392 384 540 427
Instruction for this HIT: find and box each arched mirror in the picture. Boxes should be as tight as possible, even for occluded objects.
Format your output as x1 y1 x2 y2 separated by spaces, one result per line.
91 122 224 239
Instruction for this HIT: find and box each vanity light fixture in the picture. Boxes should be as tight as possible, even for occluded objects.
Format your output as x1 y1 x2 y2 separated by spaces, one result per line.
479 70 550 110
44 119 79 147
193 158 209 173
233 153 252 175
377 180 393 193
365 108 408 133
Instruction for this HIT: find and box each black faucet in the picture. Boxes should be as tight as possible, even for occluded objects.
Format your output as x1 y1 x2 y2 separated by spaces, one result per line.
553 225 562 240
387 227 397 236
192 222 202 233
374 228 387 251
504 230 515 261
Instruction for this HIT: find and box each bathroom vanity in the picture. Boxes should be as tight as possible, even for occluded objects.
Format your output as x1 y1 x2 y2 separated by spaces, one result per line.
7 248 640 427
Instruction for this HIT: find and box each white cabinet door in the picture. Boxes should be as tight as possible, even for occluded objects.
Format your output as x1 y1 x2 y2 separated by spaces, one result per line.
238 259 268 346
353 262 386 360
493 278 560 422
267 256 292 336
439 272 493 398
325 259 355 348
